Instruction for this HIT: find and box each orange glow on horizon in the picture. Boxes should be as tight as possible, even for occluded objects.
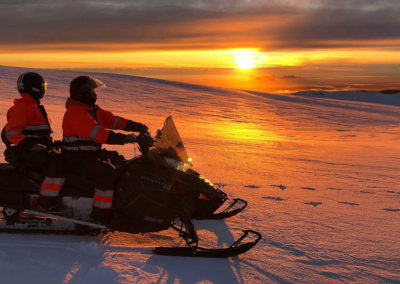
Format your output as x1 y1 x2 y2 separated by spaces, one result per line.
1 48 399 70
1 47 400 93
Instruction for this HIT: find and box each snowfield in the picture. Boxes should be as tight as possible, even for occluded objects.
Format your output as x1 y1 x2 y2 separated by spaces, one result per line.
0 65 399 283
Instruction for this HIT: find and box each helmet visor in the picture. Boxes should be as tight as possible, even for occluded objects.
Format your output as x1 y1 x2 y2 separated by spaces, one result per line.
42 81 48 97
91 78 106 91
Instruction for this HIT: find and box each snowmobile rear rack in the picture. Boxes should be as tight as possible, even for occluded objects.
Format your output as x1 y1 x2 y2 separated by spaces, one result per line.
24 209 107 229
0 207 104 235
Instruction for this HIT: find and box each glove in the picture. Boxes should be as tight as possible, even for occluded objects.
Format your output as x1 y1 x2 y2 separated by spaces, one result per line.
138 123 148 133
125 134 137 144
125 121 148 133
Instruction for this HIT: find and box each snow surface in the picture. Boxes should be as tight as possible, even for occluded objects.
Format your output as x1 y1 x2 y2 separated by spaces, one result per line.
0 65 399 283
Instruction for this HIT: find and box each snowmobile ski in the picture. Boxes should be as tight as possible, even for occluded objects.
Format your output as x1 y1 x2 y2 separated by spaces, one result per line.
196 198 247 220
153 230 261 257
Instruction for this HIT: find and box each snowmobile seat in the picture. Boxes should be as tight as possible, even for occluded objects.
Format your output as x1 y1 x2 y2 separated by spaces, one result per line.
0 163 94 198
0 160 43 181
0 163 16 175
0 163 43 184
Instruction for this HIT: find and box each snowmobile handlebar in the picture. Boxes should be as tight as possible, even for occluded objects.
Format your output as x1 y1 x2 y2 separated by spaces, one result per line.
136 130 155 155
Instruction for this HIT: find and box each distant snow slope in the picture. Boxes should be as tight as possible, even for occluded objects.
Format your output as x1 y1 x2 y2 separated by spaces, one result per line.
0 65 399 283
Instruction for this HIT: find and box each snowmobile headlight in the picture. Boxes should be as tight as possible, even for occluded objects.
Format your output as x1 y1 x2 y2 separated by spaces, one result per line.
176 162 191 172
164 157 191 172
198 176 215 187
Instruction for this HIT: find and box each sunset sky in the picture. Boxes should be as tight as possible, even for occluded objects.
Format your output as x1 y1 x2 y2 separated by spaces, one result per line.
1 0 400 92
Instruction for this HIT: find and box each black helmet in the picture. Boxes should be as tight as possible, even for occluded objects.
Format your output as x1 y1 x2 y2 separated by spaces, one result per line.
17 72 47 100
70 76 105 106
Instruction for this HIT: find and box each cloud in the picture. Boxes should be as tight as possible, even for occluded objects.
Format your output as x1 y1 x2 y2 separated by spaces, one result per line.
282 75 300 79
0 0 400 51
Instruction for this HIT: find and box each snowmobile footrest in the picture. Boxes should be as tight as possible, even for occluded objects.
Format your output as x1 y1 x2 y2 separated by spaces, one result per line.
153 229 261 257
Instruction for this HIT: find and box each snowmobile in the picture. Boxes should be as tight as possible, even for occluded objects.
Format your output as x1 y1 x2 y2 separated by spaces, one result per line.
0 116 261 257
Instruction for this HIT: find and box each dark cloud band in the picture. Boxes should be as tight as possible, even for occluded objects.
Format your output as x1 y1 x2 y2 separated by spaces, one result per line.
0 0 399 51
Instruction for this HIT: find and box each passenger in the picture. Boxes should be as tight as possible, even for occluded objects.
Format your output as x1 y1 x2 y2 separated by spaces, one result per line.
62 76 148 224
3 72 65 211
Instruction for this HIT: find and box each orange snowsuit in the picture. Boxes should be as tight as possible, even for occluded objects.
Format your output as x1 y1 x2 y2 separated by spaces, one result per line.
62 97 131 211
5 93 52 148
62 98 128 152
4 93 64 200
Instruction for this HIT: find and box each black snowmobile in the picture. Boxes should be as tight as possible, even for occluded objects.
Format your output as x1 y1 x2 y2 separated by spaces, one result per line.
0 116 261 257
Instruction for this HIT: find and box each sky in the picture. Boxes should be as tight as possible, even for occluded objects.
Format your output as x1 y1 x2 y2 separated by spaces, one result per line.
1 0 400 92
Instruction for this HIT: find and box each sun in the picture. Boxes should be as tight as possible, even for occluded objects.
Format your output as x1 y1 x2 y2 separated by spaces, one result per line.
234 54 257 69
231 49 261 69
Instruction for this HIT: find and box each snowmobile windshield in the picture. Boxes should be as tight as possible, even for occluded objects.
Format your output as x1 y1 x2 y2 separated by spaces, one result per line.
154 116 191 165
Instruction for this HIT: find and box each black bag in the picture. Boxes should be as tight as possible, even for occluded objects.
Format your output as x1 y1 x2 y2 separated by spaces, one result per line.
4 148 18 165
0 168 37 209
112 160 176 233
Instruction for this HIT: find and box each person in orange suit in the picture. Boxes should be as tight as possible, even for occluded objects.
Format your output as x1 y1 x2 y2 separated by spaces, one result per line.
2 72 65 212
62 76 148 224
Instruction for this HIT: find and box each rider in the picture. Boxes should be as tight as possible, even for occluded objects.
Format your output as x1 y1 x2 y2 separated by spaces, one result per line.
3 72 65 211
62 76 148 224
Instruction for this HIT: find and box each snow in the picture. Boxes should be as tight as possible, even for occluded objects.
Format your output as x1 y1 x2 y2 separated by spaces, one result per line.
0 65 399 283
